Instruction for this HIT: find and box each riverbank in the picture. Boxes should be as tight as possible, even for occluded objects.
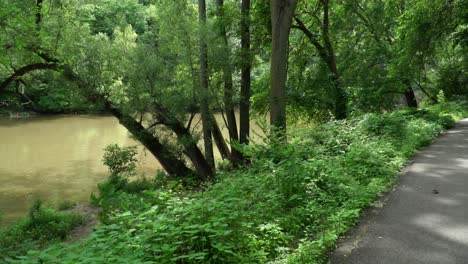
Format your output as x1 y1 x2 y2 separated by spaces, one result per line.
0 114 160 226
3 101 466 263
0 202 99 259
0 110 108 118
0 112 266 225
0 88 106 118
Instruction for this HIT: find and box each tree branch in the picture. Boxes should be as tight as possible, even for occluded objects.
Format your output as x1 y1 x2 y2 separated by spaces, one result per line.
292 16 328 62
186 111 196 130
146 121 163 130
0 63 57 93
414 79 438 103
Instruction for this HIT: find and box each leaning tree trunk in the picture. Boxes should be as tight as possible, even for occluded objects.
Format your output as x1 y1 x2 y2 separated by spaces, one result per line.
198 0 215 169
13 0 199 179
61 67 196 178
60 64 197 178
153 104 214 180
68 68 205 179
293 15 347 120
270 0 298 132
108 105 194 178
211 118 231 160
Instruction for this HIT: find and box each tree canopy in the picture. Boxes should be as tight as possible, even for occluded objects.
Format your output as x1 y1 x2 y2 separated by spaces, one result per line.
0 0 466 177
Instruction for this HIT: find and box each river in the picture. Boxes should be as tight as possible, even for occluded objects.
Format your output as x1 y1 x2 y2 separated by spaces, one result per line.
0 114 265 225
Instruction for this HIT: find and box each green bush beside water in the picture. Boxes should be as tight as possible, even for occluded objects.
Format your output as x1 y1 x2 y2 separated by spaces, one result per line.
4 101 468 264
0 200 84 261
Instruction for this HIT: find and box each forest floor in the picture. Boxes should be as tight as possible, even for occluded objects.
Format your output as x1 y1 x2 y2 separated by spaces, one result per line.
330 118 468 264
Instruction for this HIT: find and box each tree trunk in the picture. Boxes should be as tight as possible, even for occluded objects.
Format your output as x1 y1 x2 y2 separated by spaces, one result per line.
240 0 251 145
61 67 197 178
322 0 347 119
270 0 298 132
326 56 347 119
153 104 214 180
293 1 347 120
414 79 438 103
61 65 199 178
404 80 418 108
198 0 215 169
20 1 204 179
215 0 243 162
211 117 231 160
69 67 210 179
107 105 194 178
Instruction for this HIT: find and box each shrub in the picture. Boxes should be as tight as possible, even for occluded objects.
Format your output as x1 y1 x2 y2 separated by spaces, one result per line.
102 144 138 178
0 200 84 261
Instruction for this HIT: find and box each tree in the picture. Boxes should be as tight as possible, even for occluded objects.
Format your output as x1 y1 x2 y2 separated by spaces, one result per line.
270 0 298 131
2 0 464 181
293 0 347 119
388 0 460 107
215 0 244 162
198 0 215 168
344 0 458 108
0 0 217 179
240 0 252 145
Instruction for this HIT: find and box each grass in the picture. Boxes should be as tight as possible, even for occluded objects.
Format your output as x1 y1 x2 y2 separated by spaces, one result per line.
4 101 468 264
0 200 84 261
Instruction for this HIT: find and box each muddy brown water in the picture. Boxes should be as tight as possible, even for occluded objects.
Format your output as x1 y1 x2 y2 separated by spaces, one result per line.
0 114 266 225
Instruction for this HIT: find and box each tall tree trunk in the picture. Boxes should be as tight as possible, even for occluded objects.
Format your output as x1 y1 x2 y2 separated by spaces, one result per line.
240 0 251 144
215 0 242 162
36 0 43 26
186 25 230 163
327 60 347 119
404 80 418 108
270 0 298 132
322 0 347 119
198 0 215 169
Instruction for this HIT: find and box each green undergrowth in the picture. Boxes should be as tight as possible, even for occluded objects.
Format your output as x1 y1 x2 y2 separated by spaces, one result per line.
6 101 468 264
0 200 84 261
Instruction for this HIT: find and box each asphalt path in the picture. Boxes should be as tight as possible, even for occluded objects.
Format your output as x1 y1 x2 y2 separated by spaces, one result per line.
330 118 468 264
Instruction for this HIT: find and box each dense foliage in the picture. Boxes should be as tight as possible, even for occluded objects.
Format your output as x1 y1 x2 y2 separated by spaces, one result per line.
3 101 466 263
1 0 466 263
1 0 466 172
0 200 84 260
1 0 466 117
